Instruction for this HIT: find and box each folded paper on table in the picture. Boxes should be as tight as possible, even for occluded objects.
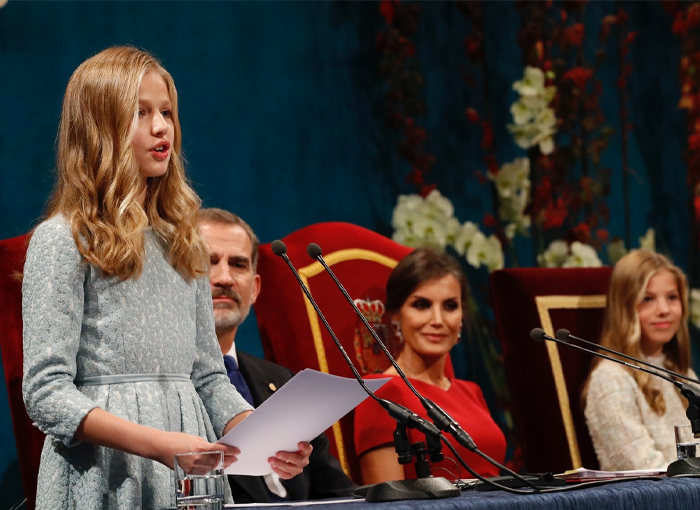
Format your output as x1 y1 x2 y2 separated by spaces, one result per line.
555 466 666 481
225 497 363 507
218 368 390 475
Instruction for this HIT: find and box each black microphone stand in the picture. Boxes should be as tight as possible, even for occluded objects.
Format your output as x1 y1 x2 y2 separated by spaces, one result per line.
271 241 459 501
394 423 441 478
306 242 542 491
531 328 700 477
556 328 700 385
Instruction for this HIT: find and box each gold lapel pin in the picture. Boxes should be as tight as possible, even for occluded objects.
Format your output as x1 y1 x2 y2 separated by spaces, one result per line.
269 383 277 392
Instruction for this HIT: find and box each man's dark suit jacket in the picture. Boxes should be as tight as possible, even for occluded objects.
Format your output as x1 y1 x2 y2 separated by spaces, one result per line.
228 350 357 503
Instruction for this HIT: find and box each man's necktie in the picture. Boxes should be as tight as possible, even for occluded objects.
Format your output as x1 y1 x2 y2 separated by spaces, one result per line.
223 355 255 406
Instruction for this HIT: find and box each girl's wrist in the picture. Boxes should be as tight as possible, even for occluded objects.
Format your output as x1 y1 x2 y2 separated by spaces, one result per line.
138 427 169 463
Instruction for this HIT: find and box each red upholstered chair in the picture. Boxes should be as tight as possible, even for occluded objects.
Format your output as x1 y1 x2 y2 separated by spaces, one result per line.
0 234 44 510
489 267 613 474
254 222 454 484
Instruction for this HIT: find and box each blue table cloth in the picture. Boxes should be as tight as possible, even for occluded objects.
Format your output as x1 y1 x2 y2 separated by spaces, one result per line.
222 477 700 510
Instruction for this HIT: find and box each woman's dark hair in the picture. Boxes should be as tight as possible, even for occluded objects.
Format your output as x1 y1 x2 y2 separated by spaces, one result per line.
385 248 469 316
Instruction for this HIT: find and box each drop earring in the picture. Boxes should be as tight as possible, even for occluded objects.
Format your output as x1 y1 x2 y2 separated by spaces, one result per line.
391 321 403 342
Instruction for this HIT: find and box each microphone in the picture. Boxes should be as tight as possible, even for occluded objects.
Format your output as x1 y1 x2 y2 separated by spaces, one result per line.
279 244 654 492
307 242 541 491
271 240 458 500
530 328 695 393
306 244 472 442
555 329 700 385
530 327 700 476
271 241 439 436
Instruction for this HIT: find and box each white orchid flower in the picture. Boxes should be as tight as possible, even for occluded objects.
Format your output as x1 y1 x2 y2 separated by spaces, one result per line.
490 157 530 200
535 107 557 130
392 227 419 248
510 67 557 154
445 217 462 245
391 194 425 230
537 240 569 268
512 66 546 97
562 241 603 268
484 157 532 240
466 232 503 272
538 136 555 155
503 213 531 239
690 289 700 330
454 221 480 256
543 86 557 105
411 215 449 250
466 231 488 268
509 122 539 150
607 240 628 265
484 235 505 272
391 192 463 250
511 96 549 127
639 228 655 251
510 100 536 126
425 189 454 218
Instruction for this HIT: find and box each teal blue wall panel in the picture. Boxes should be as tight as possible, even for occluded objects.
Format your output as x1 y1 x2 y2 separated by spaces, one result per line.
0 1 690 504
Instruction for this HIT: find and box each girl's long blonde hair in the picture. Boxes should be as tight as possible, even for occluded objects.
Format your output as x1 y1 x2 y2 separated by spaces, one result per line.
585 249 690 415
44 45 207 280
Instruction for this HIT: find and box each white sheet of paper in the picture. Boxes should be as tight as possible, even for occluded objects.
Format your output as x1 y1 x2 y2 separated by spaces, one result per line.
218 369 390 475
225 497 364 507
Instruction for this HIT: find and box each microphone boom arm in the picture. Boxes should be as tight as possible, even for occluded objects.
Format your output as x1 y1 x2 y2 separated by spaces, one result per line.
271 242 445 467
308 243 541 490
531 328 700 436
556 329 700 386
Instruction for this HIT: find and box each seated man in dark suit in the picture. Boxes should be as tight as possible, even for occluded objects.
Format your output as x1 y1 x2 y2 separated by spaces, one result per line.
199 207 356 503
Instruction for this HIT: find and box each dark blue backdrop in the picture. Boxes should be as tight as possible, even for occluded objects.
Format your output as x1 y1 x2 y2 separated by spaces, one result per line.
0 1 689 505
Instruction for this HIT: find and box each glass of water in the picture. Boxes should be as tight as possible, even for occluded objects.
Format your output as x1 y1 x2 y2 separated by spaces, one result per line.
675 424 700 460
174 451 225 510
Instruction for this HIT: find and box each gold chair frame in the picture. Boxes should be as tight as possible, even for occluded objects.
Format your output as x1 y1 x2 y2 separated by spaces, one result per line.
535 294 606 469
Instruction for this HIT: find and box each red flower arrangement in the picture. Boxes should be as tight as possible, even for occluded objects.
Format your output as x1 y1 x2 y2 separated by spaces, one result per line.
666 2 700 256
377 0 436 198
512 1 635 257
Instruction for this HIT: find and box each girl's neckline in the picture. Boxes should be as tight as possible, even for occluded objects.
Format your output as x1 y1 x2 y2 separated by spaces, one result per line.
645 351 666 368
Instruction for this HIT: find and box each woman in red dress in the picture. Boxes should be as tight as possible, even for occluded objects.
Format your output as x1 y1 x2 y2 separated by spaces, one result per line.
354 248 506 484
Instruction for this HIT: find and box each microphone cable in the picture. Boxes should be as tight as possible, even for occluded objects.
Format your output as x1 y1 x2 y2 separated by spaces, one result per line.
556 328 700 385
532 328 700 451
271 242 668 495
271 240 459 500
306 242 542 491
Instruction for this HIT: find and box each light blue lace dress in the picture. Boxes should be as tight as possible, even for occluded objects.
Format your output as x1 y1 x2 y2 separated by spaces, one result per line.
22 216 253 509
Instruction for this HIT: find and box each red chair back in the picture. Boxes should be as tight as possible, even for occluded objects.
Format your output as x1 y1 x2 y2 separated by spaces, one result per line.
489 267 613 474
0 234 44 510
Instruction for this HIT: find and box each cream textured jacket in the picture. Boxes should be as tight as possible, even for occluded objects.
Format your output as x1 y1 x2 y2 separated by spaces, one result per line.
585 359 696 471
